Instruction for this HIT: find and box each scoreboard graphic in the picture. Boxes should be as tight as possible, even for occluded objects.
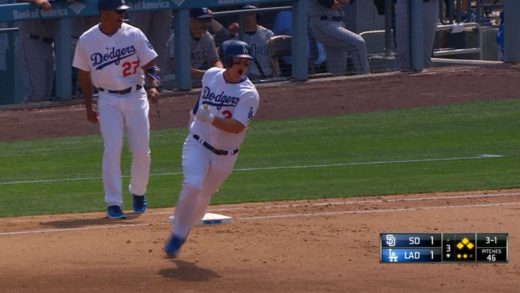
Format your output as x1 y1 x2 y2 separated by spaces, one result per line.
380 233 508 263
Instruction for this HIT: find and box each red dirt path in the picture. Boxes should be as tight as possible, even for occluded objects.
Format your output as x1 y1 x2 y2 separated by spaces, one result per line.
1 65 520 292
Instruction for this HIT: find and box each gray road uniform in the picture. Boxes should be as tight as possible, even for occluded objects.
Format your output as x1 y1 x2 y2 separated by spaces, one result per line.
308 0 369 75
0 0 8 72
190 32 219 71
395 0 439 70
241 25 275 79
15 19 56 102
170 31 219 71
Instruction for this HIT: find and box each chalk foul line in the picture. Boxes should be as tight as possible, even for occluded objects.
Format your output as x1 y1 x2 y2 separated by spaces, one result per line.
0 154 504 186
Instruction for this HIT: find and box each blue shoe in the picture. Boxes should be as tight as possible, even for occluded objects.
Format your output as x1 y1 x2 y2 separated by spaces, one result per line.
106 205 126 219
164 234 186 258
132 194 147 214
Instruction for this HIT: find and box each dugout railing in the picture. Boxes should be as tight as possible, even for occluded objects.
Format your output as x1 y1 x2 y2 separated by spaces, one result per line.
0 0 308 104
440 0 504 25
1 0 520 105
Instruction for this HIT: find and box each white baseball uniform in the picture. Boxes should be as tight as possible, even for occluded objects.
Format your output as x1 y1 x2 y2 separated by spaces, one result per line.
171 66 260 240
72 22 158 207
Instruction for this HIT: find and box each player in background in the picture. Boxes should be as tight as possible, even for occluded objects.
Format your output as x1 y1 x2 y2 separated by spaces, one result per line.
394 0 439 71
164 40 260 258
308 0 369 75
169 7 224 82
128 9 172 76
72 0 160 219
496 10 504 61
237 5 279 79
16 0 56 102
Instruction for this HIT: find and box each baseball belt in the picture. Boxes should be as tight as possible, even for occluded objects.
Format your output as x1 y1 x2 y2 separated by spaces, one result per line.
98 85 143 95
192 134 239 156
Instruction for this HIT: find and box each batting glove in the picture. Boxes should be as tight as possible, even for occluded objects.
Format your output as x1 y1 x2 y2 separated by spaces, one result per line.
195 104 214 124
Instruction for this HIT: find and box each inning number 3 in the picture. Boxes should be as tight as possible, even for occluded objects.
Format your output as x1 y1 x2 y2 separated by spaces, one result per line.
122 61 140 77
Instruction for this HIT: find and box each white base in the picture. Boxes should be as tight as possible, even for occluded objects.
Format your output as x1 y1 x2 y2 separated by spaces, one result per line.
169 212 232 226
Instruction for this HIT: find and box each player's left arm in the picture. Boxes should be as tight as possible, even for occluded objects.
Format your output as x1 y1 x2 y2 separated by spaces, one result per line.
141 60 160 104
137 29 160 103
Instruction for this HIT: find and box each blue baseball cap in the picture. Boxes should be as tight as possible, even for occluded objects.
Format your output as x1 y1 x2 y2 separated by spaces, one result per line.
190 7 213 19
98 0 130 11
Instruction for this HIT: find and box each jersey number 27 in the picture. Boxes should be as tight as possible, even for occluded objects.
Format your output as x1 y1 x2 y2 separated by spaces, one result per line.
122 61 140 77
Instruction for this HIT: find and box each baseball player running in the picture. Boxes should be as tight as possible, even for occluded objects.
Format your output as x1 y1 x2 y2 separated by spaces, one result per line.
308 0 370 75
72 0 160 219
164 40 260 258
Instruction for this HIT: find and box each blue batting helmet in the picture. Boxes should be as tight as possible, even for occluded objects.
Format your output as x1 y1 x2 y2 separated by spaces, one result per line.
222 40 254 68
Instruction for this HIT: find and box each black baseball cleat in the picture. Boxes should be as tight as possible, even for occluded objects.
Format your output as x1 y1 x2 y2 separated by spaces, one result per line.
132 194 147 213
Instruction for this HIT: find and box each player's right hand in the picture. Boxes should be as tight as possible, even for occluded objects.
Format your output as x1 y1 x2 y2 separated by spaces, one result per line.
86 108 99 124
147 87 160 104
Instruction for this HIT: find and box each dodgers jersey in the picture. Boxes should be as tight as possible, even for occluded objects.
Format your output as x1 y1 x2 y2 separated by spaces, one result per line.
190 67 260 149
73 23 158 90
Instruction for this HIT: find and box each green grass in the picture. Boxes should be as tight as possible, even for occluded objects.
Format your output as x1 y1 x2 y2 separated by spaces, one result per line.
1 99 520 217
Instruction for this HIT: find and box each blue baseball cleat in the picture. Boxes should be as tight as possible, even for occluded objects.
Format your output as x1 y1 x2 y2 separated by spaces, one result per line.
106 205 126 219
164 234 186 258
132 194 147 213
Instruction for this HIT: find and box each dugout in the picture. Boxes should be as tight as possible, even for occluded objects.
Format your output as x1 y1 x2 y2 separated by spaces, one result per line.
1 0 520 105
0 19 23 104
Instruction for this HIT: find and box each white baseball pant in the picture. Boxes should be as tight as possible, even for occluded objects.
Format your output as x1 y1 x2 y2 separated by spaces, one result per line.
172 136 238 239
98 89 150 207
